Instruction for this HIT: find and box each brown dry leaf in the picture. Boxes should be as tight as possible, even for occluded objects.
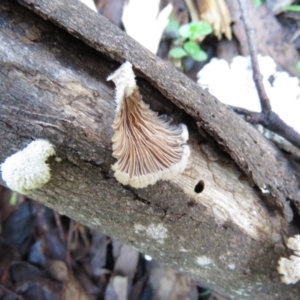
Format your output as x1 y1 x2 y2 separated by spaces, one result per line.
90 231 107 276
196 0 232 39
185 0 200 21
64 276 90 300
105 275 128 300
104 242 139 299
129 275 148 300
227 0 300 77
73 264 102 297
15 277 63 300
48 260 89 300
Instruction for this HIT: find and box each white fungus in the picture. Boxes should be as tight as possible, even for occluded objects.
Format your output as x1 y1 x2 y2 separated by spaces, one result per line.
197 55 300 156
278 234 300 284
1 139 56 194
146 223 168 243
195 256 213 266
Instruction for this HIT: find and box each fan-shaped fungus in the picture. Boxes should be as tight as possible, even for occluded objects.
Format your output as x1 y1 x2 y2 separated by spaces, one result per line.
107 62 190 188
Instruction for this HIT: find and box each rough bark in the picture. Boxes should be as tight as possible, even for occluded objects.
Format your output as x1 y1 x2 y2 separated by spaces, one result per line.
16 0 300 218
0 0 300 298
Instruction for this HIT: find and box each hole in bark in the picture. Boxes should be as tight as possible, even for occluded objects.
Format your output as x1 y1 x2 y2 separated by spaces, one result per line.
187 200 197 207
194 180 204 193
197 139 206 145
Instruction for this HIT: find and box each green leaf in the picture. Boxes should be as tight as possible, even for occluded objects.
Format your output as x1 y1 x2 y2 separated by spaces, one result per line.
169 47 187 59
284 5 300 11
183 41 200 56
183 42 207 61
9 191 17 206
254 0 264 6
178 23 192 39
297 61 300 73
191 49 208 61
189 22 213 38
179 21 213 40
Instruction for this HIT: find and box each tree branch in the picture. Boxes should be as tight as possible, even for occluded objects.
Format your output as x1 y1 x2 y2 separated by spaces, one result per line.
231 106 300 149
237 0 271 114
235 0 300 149
15 0 300 215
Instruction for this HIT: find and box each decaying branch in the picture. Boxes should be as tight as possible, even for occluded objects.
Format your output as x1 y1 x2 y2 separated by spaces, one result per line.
16 0 300 216
0 0 300 298
234 0 300 149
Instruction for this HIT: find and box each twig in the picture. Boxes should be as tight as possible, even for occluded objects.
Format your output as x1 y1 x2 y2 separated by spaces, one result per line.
66 219 74 267
54 211 65 242
236 0 300 149
238 0 271 114
230 106 300 148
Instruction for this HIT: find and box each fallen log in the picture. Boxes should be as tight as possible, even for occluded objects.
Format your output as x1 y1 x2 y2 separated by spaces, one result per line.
0 0 299 298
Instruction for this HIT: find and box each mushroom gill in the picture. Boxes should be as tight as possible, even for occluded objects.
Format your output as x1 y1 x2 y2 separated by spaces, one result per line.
107 62 190 188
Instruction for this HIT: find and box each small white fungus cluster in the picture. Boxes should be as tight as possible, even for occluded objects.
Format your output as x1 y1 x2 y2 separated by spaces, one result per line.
278 235 300 284
1 140 55 194
107 61 137 111
197 55 300 155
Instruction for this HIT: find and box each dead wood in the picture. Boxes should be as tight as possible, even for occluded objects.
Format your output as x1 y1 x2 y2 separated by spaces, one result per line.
0 0 300 298
16 0 300 217
234 0 300 149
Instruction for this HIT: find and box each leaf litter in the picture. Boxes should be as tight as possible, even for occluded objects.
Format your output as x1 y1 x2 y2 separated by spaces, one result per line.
0 187 224 299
